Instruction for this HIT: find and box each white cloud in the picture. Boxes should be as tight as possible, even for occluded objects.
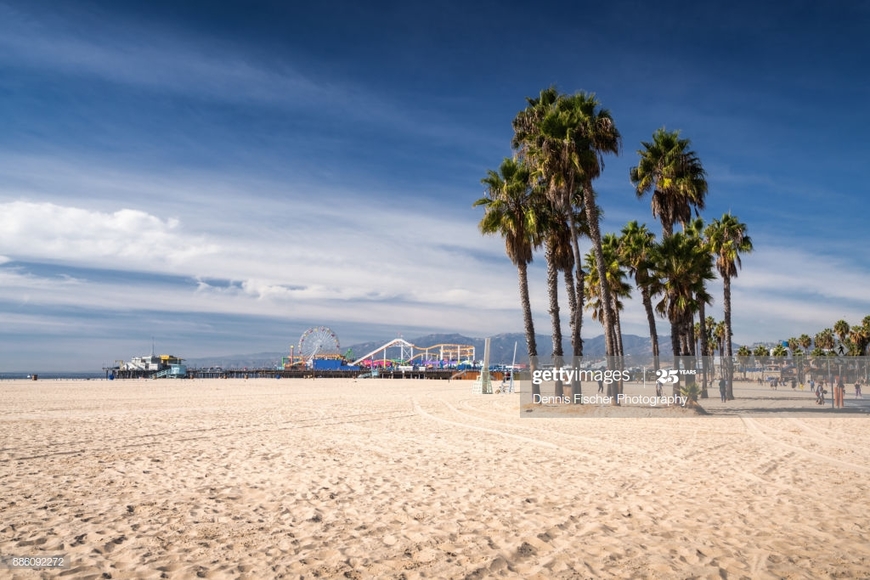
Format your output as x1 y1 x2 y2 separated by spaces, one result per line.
0 201 219 269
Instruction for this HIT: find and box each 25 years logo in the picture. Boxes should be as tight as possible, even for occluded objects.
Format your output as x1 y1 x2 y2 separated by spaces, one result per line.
655 369 680 384
656 368 698 383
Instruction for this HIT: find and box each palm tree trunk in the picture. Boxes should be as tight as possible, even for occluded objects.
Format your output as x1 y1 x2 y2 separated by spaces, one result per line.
670 321 681 362
518 261 539 399
564 267 578 351
681 313 692 356
670 319 681 396
566 209 585 350
613 301 624 357
641 286 660 370
613 300 625 396
582 184 616 358
563 266 583 400
571 267 585 402
545 243 564 398
724 274 734 400
698 302 709 398
688 314 696 357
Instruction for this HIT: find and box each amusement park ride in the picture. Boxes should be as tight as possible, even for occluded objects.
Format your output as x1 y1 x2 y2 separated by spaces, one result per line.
281 327 476 371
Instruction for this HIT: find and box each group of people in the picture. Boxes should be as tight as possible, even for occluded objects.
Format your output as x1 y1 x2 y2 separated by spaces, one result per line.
813 377 863 407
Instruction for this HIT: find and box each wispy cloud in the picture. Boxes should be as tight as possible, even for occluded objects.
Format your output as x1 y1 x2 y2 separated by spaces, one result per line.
0 4 323 106
0 3 500 152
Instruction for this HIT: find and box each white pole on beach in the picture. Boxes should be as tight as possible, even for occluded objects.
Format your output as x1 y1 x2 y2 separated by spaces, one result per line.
510 341 517 393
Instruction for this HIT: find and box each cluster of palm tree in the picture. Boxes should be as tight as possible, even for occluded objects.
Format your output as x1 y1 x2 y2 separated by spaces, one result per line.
474 87 753 402
736 316 870 359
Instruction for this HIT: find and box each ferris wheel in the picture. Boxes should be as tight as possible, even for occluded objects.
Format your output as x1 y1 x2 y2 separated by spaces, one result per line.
298 326 341 362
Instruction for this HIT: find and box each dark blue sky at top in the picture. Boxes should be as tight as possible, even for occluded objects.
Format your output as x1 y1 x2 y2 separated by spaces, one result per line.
4 0 866 224
1 0 869 370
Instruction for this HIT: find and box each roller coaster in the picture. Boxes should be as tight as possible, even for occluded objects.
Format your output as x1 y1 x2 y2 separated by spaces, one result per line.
351 338 475 368
280 328 476 370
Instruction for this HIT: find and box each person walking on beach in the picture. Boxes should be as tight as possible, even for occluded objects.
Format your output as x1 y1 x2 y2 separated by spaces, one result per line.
597 378 604 393
855 378 862 399
816 382 825 405
718 377 727 402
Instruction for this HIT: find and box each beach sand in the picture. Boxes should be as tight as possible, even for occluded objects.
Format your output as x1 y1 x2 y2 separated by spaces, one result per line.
1 377 868 579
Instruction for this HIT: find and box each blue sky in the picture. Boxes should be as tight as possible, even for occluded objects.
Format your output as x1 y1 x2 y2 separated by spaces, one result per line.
1 0 869 371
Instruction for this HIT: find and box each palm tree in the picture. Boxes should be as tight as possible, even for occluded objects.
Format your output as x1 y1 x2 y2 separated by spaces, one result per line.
706 213 753 400
584 235 631 399
475 158 543 391
655 232 715 395
541 205 575 397
799 334 813 353
833 319 850 348
685 217 714 397
514 88 622 357
561 210 585 366
772 344 788 383
584 234 632 357
849 325 869 356
753 344 770 383
630 128 708 238
704 316 717 356
753 345 769 357
513 88 585 364
715 322 727 357
736 345 752 379
619 221 661 365
815 328 835 351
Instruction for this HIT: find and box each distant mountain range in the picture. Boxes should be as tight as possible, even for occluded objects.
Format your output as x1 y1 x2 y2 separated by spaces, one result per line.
184 332 675 369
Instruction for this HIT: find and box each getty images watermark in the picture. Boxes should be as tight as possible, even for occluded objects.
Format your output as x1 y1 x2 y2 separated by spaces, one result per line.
527 366 694 408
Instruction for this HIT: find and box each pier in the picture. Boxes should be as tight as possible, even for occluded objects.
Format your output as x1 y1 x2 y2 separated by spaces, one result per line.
105 368 490 381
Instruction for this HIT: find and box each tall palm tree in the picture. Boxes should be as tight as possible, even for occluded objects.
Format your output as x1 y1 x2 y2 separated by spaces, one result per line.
685 217 715 397
584 235 631 399
514 88 622 357
619 221 661 365
541 204 575 397
513 88 583 363
630 128 708 238
474 158 543 389
584 234 631 358
655 232 715 395
568 93 622 357
706 213 753 400
557 200 590 393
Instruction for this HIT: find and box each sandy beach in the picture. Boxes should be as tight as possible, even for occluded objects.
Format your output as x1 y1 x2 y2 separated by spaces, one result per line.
1 377 868 579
